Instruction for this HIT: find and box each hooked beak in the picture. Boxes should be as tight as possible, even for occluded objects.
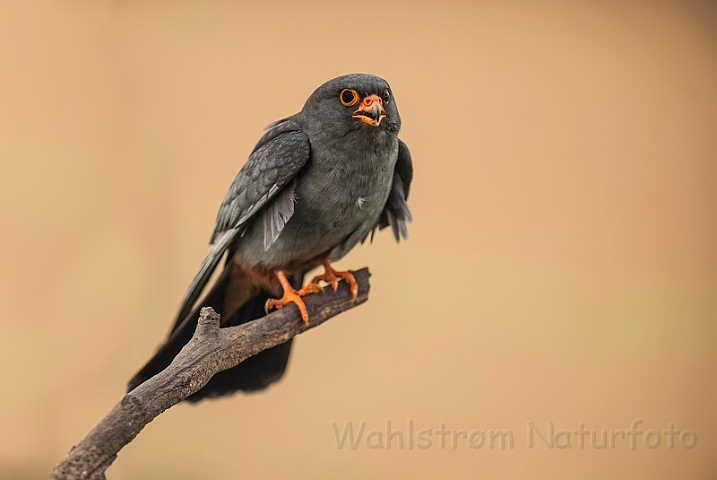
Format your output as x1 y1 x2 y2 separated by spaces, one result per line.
352 94 386 127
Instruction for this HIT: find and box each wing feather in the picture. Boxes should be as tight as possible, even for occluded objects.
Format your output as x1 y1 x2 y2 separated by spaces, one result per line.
173 127 309 330
365 138 414 244
263 180 296 251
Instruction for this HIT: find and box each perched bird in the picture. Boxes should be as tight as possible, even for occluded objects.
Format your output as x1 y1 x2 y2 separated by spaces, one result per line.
128 73 413 401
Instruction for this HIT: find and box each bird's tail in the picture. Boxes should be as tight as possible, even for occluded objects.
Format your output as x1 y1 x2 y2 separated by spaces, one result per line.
127 263 302 401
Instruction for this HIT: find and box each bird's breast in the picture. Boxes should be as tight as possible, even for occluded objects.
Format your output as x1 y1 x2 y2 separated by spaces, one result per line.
233 133 398 272
295 136 398 224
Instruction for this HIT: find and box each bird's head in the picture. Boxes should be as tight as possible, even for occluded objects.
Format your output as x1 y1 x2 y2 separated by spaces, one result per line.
301 73 401 136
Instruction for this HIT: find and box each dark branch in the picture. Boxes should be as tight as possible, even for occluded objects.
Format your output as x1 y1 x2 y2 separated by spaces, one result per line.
48 268 371 480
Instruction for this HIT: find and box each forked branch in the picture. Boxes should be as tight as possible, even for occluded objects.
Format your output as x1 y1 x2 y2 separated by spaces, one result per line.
48 268 371 480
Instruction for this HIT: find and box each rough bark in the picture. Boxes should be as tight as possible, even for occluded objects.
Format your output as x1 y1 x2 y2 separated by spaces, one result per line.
48 268 371 480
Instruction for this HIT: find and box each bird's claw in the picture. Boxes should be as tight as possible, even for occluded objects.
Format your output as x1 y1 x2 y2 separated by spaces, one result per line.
265 271 321 324
310 261 359 303
265 290 310 323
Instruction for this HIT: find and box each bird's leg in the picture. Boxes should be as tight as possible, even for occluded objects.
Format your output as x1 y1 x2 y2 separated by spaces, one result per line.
310 259 359 303
265 270 320 324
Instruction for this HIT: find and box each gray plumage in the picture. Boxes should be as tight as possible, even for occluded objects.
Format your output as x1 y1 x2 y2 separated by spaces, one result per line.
372 139 413 243
232 76 401 268
263 179 297 251
129 73 414 400
173 130 310 329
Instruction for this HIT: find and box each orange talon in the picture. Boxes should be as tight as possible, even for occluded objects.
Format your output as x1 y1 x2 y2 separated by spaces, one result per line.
265 271 319 324
310 259 359 303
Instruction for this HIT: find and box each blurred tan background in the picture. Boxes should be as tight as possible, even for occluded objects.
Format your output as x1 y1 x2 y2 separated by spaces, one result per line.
1 1 716 478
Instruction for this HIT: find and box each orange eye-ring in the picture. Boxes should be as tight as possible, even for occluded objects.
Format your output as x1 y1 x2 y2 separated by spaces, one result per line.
340 89 359 106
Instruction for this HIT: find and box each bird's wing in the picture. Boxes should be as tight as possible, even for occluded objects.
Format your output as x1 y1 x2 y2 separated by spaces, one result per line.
174 128 310 329
367 138 414 243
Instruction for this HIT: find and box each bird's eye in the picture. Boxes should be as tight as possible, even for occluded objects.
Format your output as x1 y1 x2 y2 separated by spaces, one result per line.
340 89 359 106
382 89 391 105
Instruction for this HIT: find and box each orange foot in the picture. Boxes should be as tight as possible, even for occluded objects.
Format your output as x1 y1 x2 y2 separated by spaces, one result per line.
310 259 358 303
265 270 320 324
